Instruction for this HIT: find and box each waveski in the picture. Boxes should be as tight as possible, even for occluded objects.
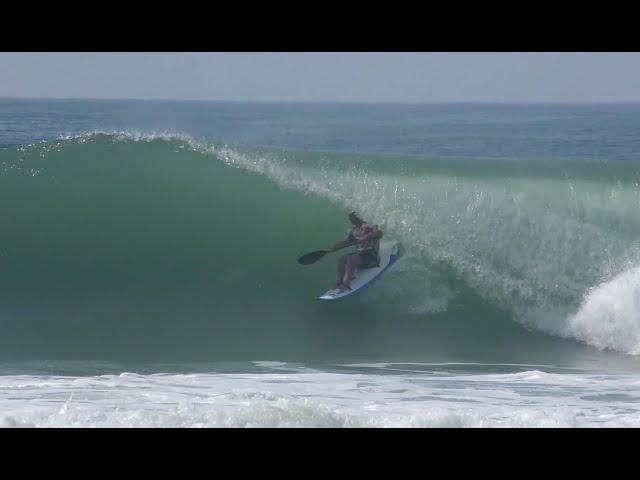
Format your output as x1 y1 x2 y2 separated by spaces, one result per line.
2 132 640 361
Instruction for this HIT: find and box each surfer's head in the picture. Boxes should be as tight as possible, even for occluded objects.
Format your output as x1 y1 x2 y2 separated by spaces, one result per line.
348 211 363 226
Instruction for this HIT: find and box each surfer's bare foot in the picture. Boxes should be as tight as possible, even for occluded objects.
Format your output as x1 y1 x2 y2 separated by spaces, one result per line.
331 282 343 290
338 284 351 292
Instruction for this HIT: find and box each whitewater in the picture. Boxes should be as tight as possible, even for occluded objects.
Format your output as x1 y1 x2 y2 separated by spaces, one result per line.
3 363 640 428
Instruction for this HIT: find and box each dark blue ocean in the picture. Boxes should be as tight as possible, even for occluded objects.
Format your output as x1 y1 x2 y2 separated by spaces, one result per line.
3 98 640 161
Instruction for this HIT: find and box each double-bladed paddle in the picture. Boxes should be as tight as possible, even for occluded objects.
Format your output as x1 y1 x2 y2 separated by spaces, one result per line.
297 250 330 265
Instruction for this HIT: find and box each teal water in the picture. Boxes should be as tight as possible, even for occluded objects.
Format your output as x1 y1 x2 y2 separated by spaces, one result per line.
0 130 639 372
3 100 640 428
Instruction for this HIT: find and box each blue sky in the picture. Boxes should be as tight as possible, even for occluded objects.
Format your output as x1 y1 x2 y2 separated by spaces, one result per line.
1 52 639 102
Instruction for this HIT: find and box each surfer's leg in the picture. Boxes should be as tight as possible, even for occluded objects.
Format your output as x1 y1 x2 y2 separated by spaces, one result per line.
341 253 363 290
333 255 348 289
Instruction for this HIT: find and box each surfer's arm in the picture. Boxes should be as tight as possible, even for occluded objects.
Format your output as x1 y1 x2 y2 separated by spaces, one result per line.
330 239 356 252
331 231 357 251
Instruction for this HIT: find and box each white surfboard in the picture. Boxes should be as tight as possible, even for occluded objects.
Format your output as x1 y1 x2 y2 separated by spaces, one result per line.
317 243 400 301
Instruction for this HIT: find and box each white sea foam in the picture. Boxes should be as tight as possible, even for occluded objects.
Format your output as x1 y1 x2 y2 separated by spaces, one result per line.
565 265 640 355
2 368 640 428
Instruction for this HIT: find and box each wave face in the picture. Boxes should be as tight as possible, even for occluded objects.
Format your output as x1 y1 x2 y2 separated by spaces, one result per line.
2 132 640 362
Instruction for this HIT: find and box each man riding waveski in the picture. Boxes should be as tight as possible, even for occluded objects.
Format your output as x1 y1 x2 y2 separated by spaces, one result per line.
329 211 383 292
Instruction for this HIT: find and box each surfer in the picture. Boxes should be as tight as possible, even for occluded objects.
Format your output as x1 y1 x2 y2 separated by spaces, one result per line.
330 212 383 292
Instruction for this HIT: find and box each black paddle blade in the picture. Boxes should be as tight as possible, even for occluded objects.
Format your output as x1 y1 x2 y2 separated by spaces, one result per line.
297 250 329 265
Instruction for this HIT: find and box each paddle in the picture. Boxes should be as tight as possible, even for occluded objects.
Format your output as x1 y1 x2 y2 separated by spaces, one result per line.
297 250 330 265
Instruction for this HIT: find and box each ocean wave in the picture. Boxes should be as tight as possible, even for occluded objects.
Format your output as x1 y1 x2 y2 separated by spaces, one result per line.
2 132 640 358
